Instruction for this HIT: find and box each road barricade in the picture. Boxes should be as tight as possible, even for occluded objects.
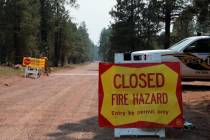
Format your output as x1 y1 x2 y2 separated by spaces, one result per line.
98 53 183 138
22 57 46 78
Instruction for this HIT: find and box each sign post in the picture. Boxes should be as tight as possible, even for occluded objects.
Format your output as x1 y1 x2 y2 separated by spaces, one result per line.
98 53 183 138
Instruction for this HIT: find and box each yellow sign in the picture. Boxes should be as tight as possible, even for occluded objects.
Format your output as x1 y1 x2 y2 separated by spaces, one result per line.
99 63 183 127
23 57 45 69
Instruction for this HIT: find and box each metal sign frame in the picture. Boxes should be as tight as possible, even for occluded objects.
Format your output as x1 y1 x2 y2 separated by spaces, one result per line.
24 66 40 79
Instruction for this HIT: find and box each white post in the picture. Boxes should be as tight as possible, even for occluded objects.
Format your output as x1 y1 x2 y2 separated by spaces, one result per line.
24 67 40 79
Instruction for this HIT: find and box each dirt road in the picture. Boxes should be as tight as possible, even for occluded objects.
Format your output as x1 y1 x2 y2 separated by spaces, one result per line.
0 62 210 140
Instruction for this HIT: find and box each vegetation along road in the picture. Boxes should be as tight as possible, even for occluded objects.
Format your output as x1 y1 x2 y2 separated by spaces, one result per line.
0 62 210 140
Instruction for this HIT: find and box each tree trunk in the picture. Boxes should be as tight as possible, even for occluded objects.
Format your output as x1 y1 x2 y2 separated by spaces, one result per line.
53 1 60 67
40 0 48 56
59 27 64 66
61 52 65 67
14 1 21 64
164 3 171 49
130 0 136 51
54 30 59 67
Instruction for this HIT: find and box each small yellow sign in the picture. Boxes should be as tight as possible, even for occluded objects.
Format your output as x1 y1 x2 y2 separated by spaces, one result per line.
23 57 45 69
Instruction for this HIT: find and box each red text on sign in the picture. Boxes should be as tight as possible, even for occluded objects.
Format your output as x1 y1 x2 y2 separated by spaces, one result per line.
113 73 165 89
133 92 168 105
112 94 129 105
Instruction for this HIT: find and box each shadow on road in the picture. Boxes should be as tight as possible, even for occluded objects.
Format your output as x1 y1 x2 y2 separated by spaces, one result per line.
47 104 210 140
183 101 210 139
87 69 98 72
47 115 210 140
47 116 113 140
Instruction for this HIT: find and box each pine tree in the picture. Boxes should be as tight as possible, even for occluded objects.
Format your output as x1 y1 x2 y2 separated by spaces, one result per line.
0 0 96 66
158 0 187 48
3 0 40 64
172 6 195 41
193 0 210 34
109 0 162 61
110 0 142 53
99 28 111 61
0 0 6 63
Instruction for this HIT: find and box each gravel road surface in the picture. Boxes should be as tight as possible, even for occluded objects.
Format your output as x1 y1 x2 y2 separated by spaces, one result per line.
0 62 210 140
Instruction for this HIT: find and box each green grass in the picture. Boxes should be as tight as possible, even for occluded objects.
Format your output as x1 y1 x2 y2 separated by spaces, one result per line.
0 66 23 77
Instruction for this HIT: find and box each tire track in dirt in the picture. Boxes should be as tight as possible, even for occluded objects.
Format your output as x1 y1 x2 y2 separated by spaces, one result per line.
0 63 98 140
0 77 70 128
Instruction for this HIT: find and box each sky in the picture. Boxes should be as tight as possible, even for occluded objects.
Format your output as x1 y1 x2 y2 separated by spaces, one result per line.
68 0 116 45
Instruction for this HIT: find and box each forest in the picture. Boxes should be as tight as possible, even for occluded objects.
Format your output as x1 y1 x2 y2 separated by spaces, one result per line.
1 0 210 65
0 0 97 66
99 0 210 62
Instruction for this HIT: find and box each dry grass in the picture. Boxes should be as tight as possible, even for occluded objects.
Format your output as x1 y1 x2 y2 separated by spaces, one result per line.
0 66 23 77
0 62 90 77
